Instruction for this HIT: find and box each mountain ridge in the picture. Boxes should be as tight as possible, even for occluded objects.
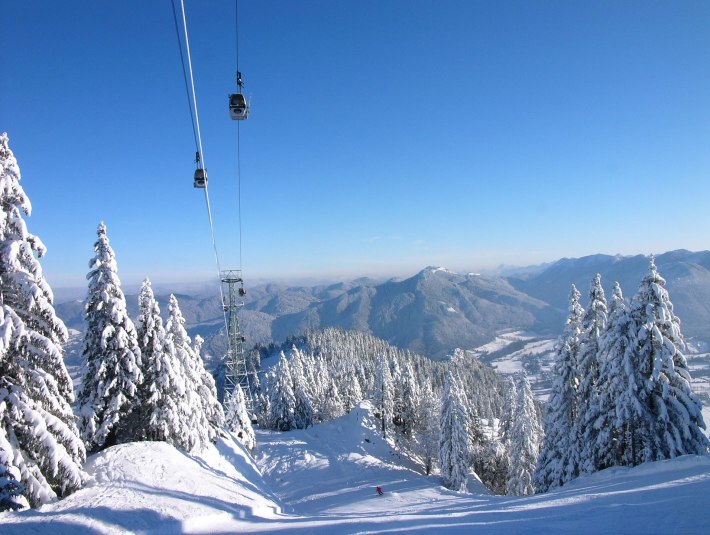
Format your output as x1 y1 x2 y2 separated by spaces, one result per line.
55 249 710 362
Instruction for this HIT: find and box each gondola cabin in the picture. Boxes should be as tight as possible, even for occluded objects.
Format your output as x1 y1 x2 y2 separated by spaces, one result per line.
194 168 207 188
229 93 250 120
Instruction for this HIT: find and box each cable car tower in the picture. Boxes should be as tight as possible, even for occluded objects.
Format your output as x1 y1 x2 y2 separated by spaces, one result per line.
221 269 253 413
171 0 254 422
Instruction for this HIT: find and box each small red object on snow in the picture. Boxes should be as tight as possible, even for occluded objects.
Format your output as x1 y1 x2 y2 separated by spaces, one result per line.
376 486 383 495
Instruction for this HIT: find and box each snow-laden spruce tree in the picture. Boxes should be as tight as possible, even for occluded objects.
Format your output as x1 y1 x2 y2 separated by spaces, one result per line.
594 282 648 468
507 373 542 496
0 133 86 509
468 401 490 489
289 346 307 393
390 356 404 426
576 274 607 474
467 401 485 454
416 382 440 475
373 357 394 438
499 377 517 445
439 371 469 492
246 347 261 395
254 387 271 428
193 334 224 434
296 349 319 408
534 285 584 492
266 352 297 431
320 375 345 421
224 384 255 450
0 402 25 511
77 223 143 453
133 279 183 443
164 295 223 451
0 304 27 512
629 258 709 460
290 347 314 429
397 361 419 437
339 360 363 413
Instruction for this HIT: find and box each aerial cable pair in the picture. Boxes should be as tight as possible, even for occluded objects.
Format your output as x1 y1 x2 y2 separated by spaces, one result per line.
171 0 250 321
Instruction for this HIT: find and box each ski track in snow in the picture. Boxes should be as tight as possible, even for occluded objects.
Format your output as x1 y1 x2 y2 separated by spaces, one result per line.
2 402 710 534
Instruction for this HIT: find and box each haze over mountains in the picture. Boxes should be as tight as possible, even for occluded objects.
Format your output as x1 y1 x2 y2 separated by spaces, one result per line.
56 250 710 362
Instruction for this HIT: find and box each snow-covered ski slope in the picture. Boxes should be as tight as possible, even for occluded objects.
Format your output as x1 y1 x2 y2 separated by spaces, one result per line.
3 401 709 534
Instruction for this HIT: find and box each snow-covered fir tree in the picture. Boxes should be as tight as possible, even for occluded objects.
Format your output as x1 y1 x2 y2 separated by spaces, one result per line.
254 388 271 429
338 360 363 413
320 375 345 421
459 346 505 495
534 285 584 492
439 371 469 492
133 278 182 443
416 382 440 475
593 281 650 468
467 401 491 491
0 304 28 512
466 402 485 455
0 133 86 509
266 352 297 431
246 348 261 395
499 377 517 445
390 357 403 426
534 260 709 493
373 357 394 438
164 295 223 451
396 361 419 437
474 441 509 495
299 351 320 406
193 334 225 435
290 347 314 429
576 274 608 474
224 385 255 450
77 222 142 453
629 258 709 460
0 409 25 511
289 346 307 394
506 373 542 496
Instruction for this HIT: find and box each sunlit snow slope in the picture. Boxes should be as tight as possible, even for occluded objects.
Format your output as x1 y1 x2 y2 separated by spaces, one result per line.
2 402 709 534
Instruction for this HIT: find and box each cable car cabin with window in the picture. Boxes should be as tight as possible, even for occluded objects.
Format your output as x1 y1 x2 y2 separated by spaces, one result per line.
229 93 249 120
194 168 207 188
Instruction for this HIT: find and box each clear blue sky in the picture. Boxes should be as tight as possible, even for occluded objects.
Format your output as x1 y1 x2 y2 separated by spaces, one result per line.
3 1 709 289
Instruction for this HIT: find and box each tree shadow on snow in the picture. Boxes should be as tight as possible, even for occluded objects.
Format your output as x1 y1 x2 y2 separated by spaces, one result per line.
2 506 183 535
175 446 286 512
126 481 285 522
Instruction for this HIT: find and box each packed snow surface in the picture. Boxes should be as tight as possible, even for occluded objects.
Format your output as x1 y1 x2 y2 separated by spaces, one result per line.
2 402 709 533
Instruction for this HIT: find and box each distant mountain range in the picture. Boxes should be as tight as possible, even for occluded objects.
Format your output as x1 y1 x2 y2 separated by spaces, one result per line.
509 250 710 342
56 249 710 362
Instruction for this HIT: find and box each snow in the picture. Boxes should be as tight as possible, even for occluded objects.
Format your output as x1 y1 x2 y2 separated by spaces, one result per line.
3 400 710 533
469 330 538 356
471 332 556 381
1 434 283 534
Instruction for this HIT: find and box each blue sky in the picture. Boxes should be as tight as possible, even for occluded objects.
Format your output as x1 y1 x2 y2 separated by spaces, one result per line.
3 1 709 290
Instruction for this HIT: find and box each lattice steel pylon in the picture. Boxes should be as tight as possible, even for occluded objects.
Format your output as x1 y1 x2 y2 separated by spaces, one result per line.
221 269 253 414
